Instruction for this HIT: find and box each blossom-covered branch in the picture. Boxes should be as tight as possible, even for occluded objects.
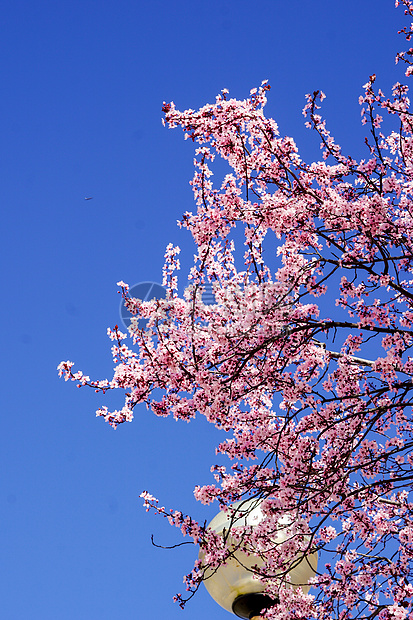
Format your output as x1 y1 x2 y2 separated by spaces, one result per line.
60 3 413 618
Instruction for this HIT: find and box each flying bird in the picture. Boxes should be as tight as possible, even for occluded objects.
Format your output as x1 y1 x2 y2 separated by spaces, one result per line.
84 196 94 200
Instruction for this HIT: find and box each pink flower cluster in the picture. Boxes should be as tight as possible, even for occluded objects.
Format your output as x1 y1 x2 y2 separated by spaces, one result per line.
60 3 413 618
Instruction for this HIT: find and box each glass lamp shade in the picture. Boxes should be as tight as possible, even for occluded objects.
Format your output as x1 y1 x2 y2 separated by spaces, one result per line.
199 498 318 617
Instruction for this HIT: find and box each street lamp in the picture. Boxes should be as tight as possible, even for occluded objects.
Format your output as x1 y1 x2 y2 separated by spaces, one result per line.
199 498 318 619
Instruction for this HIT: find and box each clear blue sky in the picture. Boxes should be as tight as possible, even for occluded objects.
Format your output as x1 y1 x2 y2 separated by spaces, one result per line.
0 1 405 618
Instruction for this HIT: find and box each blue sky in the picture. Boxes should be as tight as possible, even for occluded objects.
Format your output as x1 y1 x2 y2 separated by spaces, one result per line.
0 1 407 618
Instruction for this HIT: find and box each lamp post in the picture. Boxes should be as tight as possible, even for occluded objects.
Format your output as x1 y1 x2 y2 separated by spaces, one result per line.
199 498 318 619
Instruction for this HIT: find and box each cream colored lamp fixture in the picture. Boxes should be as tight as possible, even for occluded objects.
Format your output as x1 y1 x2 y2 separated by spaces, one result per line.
199 498 318 619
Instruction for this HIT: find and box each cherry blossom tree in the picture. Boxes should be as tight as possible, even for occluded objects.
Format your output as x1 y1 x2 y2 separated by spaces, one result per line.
59 2 413 618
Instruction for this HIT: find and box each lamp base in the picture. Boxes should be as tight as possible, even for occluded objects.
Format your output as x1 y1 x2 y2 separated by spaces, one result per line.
232 593 278 619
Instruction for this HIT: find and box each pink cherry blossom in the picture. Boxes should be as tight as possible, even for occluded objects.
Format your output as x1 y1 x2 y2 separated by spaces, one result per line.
60 3 413 618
